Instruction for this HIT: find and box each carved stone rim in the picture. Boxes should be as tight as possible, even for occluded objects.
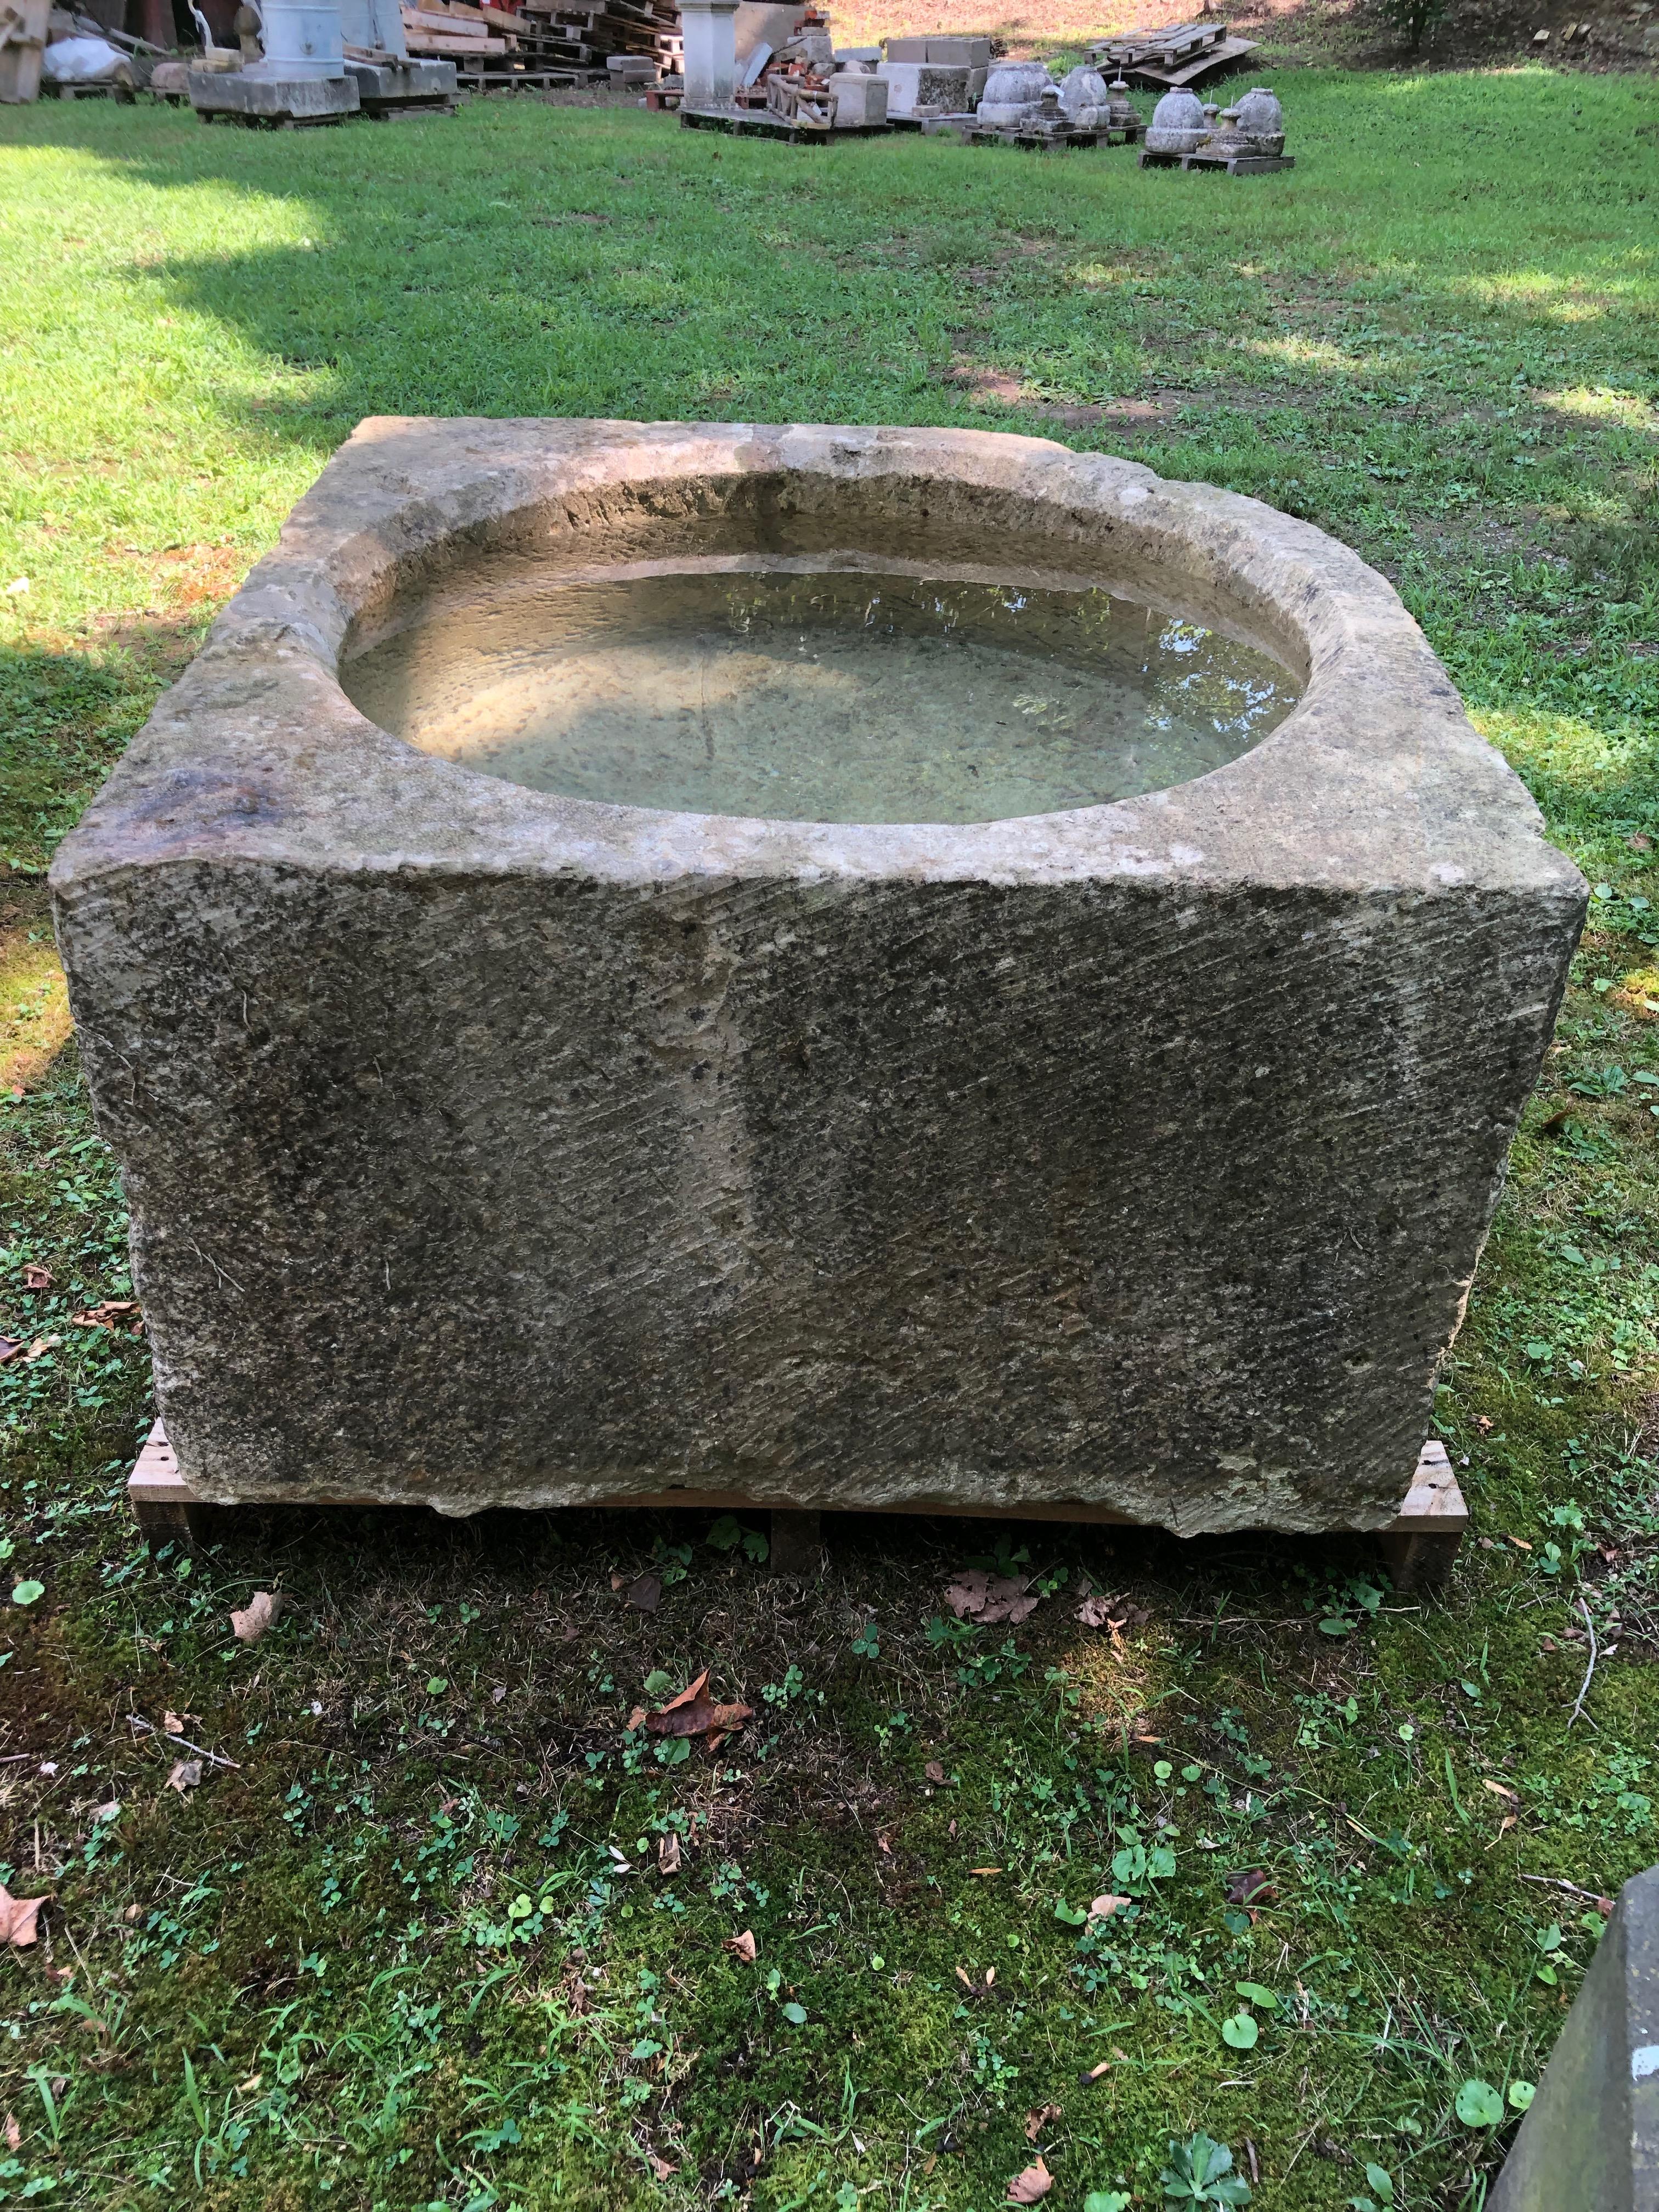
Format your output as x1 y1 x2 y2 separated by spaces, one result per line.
52 417 1583 905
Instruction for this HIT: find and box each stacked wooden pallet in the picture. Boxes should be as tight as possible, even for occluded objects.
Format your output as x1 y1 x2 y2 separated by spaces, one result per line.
1087 18 1258 88
518 0 680 74
402 1 514 59
404 0 629 87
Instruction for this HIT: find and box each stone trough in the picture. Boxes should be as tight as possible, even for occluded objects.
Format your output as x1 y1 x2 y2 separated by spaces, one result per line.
50 420 1585 1544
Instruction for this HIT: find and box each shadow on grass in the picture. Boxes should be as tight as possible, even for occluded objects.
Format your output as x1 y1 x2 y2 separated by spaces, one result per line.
181 1500 1404 1629
3 70 1656 453
0 635 187 878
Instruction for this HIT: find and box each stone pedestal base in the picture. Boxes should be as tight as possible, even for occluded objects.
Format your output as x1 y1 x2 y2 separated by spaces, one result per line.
189 68 359 122
345 57 456 112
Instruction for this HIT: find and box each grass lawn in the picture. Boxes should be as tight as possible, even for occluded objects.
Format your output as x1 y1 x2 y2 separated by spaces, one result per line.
2 63 1658 2212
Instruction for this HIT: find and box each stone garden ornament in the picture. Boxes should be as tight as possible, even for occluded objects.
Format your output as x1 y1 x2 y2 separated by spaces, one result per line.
52 419 1583 1538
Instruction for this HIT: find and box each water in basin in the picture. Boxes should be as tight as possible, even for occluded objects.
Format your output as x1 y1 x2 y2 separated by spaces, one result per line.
342 565 1300 826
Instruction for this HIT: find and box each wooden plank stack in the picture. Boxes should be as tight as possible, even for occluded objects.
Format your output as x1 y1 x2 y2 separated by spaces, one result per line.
402 0 676 89
402 0 514 58
517 0 680 77
1086 18 1258 89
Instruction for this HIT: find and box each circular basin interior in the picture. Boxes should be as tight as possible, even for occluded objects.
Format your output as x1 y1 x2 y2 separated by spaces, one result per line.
341 556 1302 826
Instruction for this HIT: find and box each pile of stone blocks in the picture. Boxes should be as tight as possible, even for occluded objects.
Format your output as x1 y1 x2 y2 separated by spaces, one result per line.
877 31 986 123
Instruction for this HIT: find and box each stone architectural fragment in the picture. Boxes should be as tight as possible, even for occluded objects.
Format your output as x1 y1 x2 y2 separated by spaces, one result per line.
188 66 358 117
1491 1865 1659 2211
51 420 1585 1527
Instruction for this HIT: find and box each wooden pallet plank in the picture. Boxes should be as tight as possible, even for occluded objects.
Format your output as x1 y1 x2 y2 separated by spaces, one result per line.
130 1419 1462 1584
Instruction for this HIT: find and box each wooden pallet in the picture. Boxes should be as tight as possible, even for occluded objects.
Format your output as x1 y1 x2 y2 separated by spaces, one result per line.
1090 17 1227 66
129 1425 1466 1589
359 94 459 115
455 62 603 86
195 106 358 126
966 120 1141 150
41 78 137 99
1139 145 1294 174
1088 25 1260 89
679 104 891 141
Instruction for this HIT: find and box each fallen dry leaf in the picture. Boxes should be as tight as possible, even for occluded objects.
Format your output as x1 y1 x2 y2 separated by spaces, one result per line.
68 1299 141 1334
658 1833 682 1875
166 1759 202 1794
1075 1591 1124 1629
969 1866 1002 1877
660 1669 709 1712
1006 2156 1053 2203
624 1572 662 1615
944 1568 1040 1626
924 1760 947 1785
1087 1893 1131 1922
0 1888 44 1948
646 1694 753 1743
646 2151 677 2181
724 1929 757 1963
1482 1780 1519 1802
163 1711 185 1736
1224 1867 1275 1908
628 1668 752 1749
21 1263 50 1291
230 1590 283 1644
24 1337 59 1362
2 2113 16 2151
1078 1593 1152 1630
490 1685 506 1704
0 1337 19 1364
1024 2103 1062 2143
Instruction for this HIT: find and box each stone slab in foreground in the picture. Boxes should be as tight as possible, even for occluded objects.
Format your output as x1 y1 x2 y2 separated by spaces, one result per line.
1492 1865 1659 2212
49 420 1585 1527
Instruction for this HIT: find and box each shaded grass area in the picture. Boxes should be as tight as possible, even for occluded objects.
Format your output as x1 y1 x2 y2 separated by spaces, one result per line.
0 66 1656 2211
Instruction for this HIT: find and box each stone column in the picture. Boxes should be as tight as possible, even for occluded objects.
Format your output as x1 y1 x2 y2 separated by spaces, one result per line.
679 0 737 109
245 0 346 77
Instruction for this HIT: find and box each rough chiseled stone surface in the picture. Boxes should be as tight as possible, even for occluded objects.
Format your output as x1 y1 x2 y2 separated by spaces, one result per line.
1490 1864 1659 2212
50 419 1586 1528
